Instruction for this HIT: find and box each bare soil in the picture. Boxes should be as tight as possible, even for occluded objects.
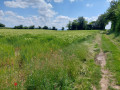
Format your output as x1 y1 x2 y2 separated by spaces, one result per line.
96 51 109 90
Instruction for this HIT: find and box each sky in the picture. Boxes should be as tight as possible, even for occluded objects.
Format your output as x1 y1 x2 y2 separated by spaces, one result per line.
0 0 113 29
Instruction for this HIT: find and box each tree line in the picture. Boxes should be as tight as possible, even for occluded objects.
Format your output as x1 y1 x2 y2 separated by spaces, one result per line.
13 25 65 30
67 15 106 30
13 25 60 30
0 23 65 30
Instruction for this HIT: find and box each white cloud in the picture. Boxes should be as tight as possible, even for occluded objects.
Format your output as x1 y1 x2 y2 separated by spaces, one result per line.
0 10 4 16
4 0 29 8
70 0 83 2
54 0 63 3
85 16 98 23
5 11 16 16
1 10 74 29
86 3 93 7
46 0 63 3
70 0 75 2
3 0 73 28
0 10 4 21
4 0 57 18
106 0 114 2
52 15 74 28
38 7 56 17
1 9 100 29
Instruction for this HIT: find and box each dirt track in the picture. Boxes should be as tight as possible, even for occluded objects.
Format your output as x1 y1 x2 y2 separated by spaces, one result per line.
96 51 108 90
95 34 120 90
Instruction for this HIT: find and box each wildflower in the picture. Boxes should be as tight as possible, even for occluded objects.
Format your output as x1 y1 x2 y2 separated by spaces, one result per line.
14 82 17 86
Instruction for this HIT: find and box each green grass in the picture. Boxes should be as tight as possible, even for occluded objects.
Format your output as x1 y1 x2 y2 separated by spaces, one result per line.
102 34 120 85
0 29 101 89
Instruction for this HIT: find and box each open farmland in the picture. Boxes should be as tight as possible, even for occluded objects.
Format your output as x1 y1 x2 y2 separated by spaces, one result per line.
1 0 120 90
0 29 102 90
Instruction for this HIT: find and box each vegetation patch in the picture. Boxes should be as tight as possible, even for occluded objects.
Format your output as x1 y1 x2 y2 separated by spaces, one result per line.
102 34 120 85
0 30 101 89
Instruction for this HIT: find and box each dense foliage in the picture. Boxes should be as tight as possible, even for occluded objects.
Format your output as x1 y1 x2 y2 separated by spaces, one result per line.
67 16 107 30
105 0 120 33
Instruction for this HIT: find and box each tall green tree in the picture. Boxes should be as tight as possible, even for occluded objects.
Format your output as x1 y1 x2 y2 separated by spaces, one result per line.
62 27 64 30
95 14 107 30
106 0 120 32
67 21 72 30
77 17 87 30
38 26 41 29
71 20 78 30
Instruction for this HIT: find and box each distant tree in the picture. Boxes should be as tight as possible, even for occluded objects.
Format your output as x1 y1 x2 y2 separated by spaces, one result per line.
13 26 17 29
52 26 57 30
62 27 64 30
19 25 23 29
67 21 72 30
89 21 96 25
77 17 87 30
86 24 92 30
71 20 78 30
43 26 48 29
89 21 97 30
95 14 107 30
86 14 107 30
13 25 23 29
38 26 41 29
0 23 5 27
67 17 88 30
29 25 35 29
23 26 28 29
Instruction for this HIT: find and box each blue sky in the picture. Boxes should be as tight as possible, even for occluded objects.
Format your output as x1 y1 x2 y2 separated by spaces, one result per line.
0 0 112 28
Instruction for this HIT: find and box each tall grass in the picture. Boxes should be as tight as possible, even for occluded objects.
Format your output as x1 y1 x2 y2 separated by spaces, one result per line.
0 29 100 89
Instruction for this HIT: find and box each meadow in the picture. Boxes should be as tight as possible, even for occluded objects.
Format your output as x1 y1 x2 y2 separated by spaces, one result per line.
0 29 101 90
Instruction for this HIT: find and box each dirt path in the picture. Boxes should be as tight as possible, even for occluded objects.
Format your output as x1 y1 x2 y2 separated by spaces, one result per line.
95 34 120 90
94 34 108 90
95 50 109 90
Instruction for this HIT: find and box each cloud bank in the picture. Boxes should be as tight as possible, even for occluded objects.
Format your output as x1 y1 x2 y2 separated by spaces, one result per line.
1 0 100 29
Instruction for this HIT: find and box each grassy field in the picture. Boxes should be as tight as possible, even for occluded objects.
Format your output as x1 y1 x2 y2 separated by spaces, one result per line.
0 29 102 90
